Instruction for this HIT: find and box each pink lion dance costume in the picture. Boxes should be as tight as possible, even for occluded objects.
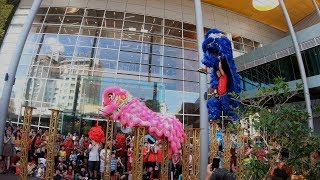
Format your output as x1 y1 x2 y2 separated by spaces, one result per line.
102 86 186 153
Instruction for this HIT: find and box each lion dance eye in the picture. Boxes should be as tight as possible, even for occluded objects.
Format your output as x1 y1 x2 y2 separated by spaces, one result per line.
108 93 114 100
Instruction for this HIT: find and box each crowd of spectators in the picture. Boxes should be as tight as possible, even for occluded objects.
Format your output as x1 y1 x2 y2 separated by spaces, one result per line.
0 124 189 180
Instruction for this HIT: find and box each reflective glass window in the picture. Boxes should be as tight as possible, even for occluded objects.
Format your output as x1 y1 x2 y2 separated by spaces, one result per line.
65 8 84 16
38 7 49 14
78 36 95 47
143 34 163 44
98 38 120 49
184 60 198 70
122 31 143 41
183 30 196 40
184 116 200 128
124 21 143 32
63 16 83 25
125 13 144 22
164 37 182 47
163 56 183 69
96 49 118 60
164 46 182 58
45 15 64 24
142 43 163 55
60 25 80 35
163 67 183 79
165 19 182 29
105 11 124 19
48 7 65 15
144 24 163 35
184 49 198 60
119 51 141 63
164 27 181 38
184 41 197 49
82 17 103 27
61 46 75 56
184 70 198 82
58 35 77 45
121 40 141 52
42 25 60 34
183 23 196 31
141 54 162 66
85 9 105 18
140 65 162 76
100 29 121 39
145 16 163 25
75 46 94 57
81 27 99 37
118 62 140 73
96 60 117 71
102 19 123 30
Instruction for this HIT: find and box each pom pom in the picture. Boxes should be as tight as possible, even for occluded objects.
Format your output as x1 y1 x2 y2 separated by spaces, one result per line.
88 126 105 143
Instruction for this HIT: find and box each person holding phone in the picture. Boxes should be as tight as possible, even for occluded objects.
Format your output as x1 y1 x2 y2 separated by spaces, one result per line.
88 140 101 180
205 157 235 180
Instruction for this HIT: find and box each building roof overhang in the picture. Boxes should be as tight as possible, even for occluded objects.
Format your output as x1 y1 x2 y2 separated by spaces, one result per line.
203 0 319 32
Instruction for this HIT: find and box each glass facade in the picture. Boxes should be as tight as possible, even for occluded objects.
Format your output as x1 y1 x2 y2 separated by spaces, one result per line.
239 45 320 91
3 6 263 132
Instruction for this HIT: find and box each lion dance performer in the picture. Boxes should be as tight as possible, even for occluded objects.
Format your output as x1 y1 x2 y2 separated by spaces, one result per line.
198 29 241 121
102 86 185 153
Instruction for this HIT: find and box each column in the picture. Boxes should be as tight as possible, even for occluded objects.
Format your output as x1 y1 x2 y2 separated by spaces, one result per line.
193 0 209 179
312 0 320 18
279 0 314 130
0 0 43 154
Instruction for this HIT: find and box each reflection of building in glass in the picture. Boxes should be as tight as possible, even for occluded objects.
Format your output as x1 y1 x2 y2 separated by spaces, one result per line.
1 0 290 131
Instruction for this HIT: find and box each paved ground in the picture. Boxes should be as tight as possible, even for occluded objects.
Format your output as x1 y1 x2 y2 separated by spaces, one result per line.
0 174 37 179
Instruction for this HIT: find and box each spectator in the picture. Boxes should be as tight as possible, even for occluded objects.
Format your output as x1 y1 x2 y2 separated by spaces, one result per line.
78 167 89 180
0 156 5 174
83 137 90 149
58 146 67 161
64 165 75 180
88 140 101 179
11 150 21 173
205 157 235 180
3 129 13 171
35 163 45 179
110 152 118 180
63 136 74 158
69 150 77 162
13 131 22 153
100 146 111 178
54 169 63 180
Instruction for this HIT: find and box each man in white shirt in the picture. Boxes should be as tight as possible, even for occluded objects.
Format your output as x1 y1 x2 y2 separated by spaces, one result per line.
88 140 101 180
100 147 111 178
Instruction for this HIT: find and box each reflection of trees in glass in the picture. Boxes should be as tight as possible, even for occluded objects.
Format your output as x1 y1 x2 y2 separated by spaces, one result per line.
0 0 19 44
144 99 161 112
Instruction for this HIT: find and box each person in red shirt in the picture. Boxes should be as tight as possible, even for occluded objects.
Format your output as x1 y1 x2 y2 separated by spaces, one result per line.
63 136 74 158
82 137 90 149
147 146 157 169
143 142 150 171
210 58 227 97
156 143 162 171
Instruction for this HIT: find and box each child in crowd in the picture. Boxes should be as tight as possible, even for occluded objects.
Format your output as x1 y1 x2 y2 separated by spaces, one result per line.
110 152 118 180
54 169 63 180
35 163 45 179
78 167 89 180
69 150 77 162
0 156 5 174
64 165 74 180
58 146 67 162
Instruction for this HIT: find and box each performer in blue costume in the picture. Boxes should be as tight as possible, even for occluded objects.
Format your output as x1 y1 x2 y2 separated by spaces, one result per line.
198 29 241 121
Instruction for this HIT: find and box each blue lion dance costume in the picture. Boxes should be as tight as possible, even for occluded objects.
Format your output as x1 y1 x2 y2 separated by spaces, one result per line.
202 29 241 121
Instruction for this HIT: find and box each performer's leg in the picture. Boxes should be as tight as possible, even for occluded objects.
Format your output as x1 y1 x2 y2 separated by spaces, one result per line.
207 97 222 121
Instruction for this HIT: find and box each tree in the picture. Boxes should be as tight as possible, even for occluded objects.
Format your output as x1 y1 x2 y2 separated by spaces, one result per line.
0 0 20 44
239 77 320 179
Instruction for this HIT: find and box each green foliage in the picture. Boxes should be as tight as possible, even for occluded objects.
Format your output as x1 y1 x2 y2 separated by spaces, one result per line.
145 99 161 112
0 0 20 43
240 78 320 178
242 154 270 179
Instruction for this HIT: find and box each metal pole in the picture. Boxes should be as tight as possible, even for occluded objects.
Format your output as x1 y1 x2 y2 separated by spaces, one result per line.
279 0 314 130
0 0 43 154
193 0 209 179
311 0 320 18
